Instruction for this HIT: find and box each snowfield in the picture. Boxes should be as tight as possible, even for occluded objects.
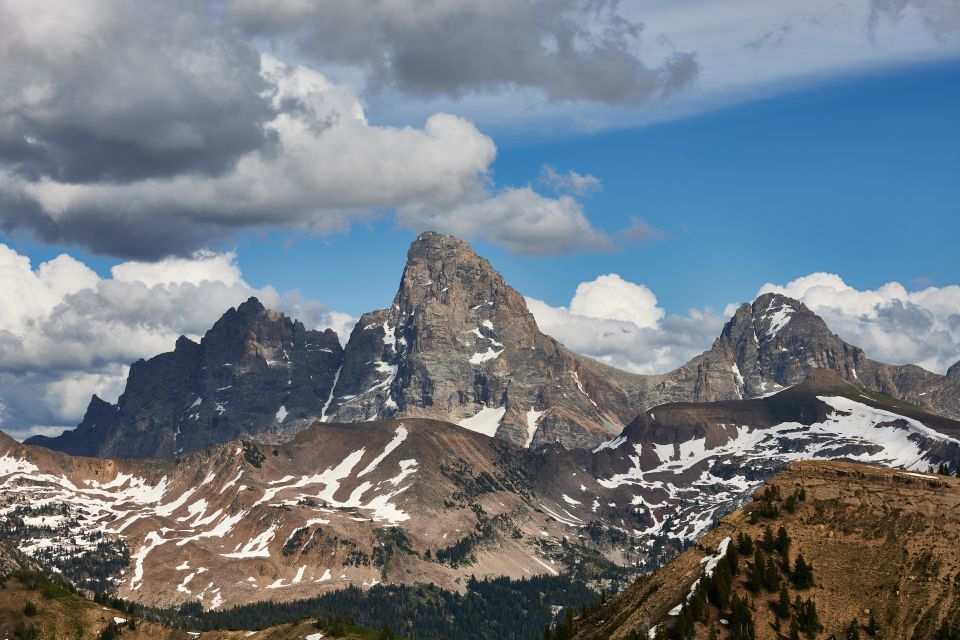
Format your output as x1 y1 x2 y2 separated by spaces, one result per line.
0 390 956 611
0 424 420 609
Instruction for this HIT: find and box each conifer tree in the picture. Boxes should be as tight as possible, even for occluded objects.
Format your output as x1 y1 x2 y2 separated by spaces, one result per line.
728 594 756 640
737 532 754 555
765 554 782 591
794 597 822 638
776 526 792 558
747 549 765 593
763 525 776 552
726 539 740 576
792 553 815 589
777 584 791 619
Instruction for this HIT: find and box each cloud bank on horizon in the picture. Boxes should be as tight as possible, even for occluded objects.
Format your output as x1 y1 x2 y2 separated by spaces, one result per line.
1 243 957 441
0 0 958 259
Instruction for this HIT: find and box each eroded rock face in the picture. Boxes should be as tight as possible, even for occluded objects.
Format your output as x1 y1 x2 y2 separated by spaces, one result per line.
29 298 343 458
327 232 639 449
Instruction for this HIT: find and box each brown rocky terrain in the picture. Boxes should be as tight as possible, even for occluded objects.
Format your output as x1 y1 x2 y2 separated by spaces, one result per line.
4 418 643 611
4 372 960 616
575 460 960 639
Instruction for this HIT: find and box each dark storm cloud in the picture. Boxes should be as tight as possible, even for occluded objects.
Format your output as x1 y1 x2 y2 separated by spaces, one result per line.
225 0 699 104
0 0 683 260
0 1 274 183
0 195 225 260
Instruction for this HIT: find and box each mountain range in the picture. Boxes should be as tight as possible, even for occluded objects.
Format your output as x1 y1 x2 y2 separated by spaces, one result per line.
26 232 960 458
4 232 960 637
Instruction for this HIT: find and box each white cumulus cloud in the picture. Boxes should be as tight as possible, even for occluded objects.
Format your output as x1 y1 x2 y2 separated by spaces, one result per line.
568 274 664 330
398 186 612 256
526 274 726 374
1 49 607 259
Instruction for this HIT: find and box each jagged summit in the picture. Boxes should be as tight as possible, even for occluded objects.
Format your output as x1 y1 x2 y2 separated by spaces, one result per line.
325 230 639 448
28 299 343 458
397 231 536 323
694 291 866 400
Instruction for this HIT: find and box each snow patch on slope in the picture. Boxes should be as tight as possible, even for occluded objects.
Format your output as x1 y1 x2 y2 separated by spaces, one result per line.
458 406 506 437
525 408 545 448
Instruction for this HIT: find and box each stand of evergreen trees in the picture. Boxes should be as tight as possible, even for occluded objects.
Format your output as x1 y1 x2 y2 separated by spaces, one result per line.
117 574 599 640
635 519 822 640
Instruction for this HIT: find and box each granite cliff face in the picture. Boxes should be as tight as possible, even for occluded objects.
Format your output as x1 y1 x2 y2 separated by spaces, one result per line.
28 298 342 458
325 232 645 449
27 232 960 458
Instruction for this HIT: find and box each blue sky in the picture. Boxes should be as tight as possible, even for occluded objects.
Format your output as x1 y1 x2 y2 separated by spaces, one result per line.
10 56 957 319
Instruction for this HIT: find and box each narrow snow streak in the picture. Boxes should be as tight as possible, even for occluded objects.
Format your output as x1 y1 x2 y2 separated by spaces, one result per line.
320 364 343 422
358 425 408 477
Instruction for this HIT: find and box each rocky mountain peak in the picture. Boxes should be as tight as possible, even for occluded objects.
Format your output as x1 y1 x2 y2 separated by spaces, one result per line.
236 295 267 315
29 299 344 459
751 292 811 338
719 293 828 348
200 296 310 369
174 335 199 353
84 394 118 417
26 234 960 460
325 232 640 448
689 292 866 402
394 232 536 326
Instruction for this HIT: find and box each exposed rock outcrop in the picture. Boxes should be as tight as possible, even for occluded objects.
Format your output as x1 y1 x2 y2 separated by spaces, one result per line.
29 298 342 458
